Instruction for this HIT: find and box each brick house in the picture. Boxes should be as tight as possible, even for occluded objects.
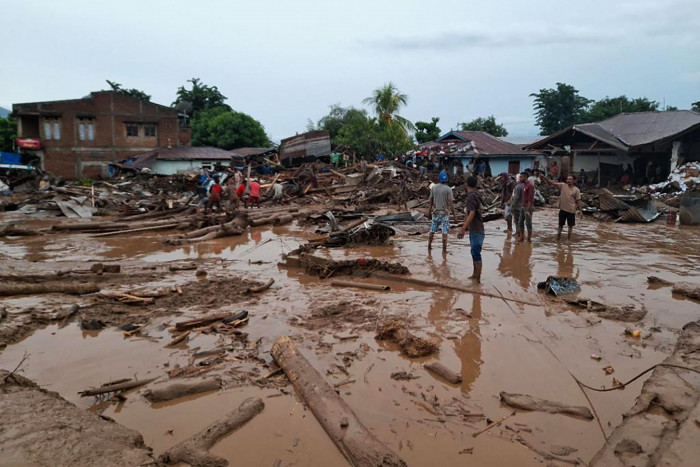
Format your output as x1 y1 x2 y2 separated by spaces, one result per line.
13 91 189 179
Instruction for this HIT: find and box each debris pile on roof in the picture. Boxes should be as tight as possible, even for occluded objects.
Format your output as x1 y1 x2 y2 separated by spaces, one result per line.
633 162 700 200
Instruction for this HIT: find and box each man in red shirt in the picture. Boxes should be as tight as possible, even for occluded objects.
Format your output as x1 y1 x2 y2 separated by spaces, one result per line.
246 178 261 209
205 177 223 214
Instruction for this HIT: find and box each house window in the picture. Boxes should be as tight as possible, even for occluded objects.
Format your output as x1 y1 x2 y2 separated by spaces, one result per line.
143 124 156 137
126 124 139 137
43 118 61 140
78 118 96 141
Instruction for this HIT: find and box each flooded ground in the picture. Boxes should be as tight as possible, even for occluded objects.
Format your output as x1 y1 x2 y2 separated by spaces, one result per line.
1 207 698 466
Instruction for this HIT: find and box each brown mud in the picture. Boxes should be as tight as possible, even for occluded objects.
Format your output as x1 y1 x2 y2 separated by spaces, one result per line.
1 209 699 466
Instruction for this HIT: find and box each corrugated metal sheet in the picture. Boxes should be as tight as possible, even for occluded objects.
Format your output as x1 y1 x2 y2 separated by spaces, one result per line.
598 191 660 223
280 130 331 160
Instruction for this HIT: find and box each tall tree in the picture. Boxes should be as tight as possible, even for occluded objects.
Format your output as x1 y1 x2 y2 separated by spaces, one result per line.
106 80 151 102
362 83 416 133
459 115 508 137
173 78 231 116
414 117 441 143
530 83 592 135
0 116 16 152
582 96 659 122
191 107 270 149
692 101 700 112
316 104 368 140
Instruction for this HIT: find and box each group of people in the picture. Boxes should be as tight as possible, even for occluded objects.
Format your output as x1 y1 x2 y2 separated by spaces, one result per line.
427 169 583 284
197 168 285 214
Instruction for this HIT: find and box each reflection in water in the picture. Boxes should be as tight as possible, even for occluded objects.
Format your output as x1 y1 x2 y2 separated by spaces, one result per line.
497 239 533 289
454 293 483 393
251 231 262 245
556 245 577 278
426 252 458 331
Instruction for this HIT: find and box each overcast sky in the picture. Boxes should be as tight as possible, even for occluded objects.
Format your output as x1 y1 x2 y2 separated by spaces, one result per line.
2 0 698 141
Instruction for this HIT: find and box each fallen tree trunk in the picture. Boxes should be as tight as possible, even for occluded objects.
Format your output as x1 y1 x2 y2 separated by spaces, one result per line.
120 205 191 221
0 224 39 236
91 222 187 237
143 378 221 403
79 377 156 397
246 278 274 294
160 397 264 467
273 214 294 226
271 336 406 467
499 392 594 419
0 282 100 297
672 282 700 300
424 361 462 384
330 279 390 291
175 313 234 331
249 215 277 227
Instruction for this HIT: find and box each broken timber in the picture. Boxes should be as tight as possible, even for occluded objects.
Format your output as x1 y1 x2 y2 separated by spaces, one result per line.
0 282 100 297
271 336 406 467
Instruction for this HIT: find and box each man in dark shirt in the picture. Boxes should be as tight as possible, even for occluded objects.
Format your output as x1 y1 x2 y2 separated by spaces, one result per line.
499 173 515 234
457 176 485 283
518 172 535 242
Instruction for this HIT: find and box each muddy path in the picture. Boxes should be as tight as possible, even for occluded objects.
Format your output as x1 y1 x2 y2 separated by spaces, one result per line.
1 208 699 466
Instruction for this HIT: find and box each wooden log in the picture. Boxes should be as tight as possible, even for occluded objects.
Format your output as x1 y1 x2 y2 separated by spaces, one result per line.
424 362 462 384
175 313 234 331
0 224 39 236
273 214 293 226
79 377 156 397
0 282 100 297
121 205 190 221
182 227 243 244
330 280 390 291
271 336 406 467
91 222 185 237
249 216 277 227
99 292 154 304
143 378 221 403
159 397 264 467
340 217 368 232
166 331 190 347
246 278 274 294
672 282 700 300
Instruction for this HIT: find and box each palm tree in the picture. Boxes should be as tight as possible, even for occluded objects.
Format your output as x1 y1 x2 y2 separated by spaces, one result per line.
362 82 415 133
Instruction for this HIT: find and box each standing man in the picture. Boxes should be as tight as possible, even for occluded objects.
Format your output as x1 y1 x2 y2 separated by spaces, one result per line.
247 178 261 209
511 174 524 241
550 161 559 180
518 172 535 242
427 171 455 253
272 181 284 203
226 173 239 211
205 176 223 214
498 173 516 234
540 174 582 241
457 176 485 283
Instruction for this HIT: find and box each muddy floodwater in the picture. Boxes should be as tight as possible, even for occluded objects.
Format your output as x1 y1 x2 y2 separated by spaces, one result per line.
1 208 699 466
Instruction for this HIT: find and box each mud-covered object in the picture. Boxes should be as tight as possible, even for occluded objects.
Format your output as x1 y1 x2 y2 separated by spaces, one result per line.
499 392 594 419
80 318 105 331
537 276 581 296
567 298 647 322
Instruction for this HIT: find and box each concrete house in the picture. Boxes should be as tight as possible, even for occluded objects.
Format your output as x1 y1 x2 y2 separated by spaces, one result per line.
525 111 700 185
13 91 188 179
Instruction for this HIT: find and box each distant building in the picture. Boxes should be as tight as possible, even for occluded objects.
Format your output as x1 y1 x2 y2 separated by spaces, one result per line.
13 91 189 179
525 111 700 185
416 130 543 175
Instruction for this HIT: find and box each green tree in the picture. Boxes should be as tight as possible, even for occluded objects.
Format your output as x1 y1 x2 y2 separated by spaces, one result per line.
0 116 16 152
530 83 592 135
414 117 441 143
173 78 231 116
459 115 508 137
106 80 151 102
316 104 368 140
362 82 416 133
582 96 659 122
692 101 700 112
191 107 270 149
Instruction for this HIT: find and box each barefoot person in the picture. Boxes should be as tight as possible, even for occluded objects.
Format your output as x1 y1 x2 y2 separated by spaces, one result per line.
540 174 582 241
518 172 535 242
498 173 515 234
427 171 455 253
457 176 485 283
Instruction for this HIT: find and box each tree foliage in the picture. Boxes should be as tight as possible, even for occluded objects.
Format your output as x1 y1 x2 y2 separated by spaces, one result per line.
316 104 368 140
0 116 16 152
362 82 415 133
414 117 441 143
106 80 151 102
191 107 270 150
692 101 700 112
459 115 508 137
582 96 659 122
173 78 231 116
530 83 592 135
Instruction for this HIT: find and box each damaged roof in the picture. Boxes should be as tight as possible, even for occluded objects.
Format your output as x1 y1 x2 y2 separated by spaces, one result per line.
436 130 534 156
527 110 700 152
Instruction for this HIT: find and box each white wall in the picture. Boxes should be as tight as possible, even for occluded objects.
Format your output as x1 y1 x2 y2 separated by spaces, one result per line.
153 159 230 175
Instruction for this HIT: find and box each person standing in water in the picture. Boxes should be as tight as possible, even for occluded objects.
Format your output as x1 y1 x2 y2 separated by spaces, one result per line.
427 171 455 253
457 176 485 283
540 174 582 241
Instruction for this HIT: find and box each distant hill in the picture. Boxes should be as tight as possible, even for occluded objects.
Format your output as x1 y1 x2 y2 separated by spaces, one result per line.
0 107 10 118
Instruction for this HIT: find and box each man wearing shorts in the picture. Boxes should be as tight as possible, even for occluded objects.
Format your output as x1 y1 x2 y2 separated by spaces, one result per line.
428 171 454 253
498 173 515 234
457 176 485 283
540 174 582 240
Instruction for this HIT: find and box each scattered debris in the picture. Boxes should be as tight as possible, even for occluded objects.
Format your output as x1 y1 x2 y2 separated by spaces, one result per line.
499 392 594 419
376 320 439 358
424 362 463 384
567 298 647 322
537 276 581 296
